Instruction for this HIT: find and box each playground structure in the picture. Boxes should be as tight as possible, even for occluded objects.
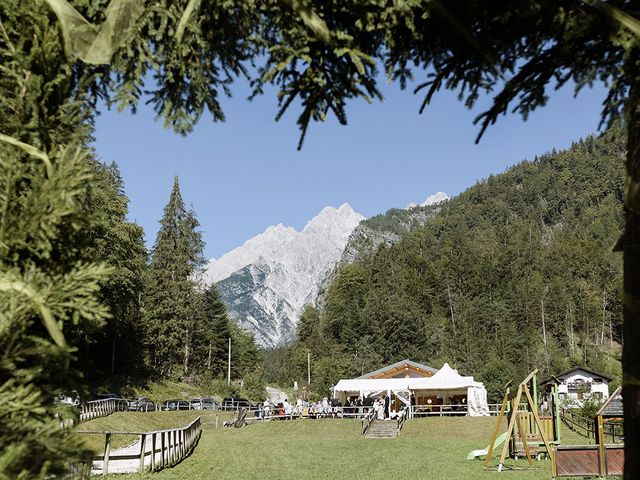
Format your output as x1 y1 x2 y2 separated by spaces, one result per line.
480 370 560 472
551 386 624 478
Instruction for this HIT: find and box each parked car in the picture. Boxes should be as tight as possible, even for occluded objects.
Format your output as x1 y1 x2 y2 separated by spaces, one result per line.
221 397 251 411
128 397 156 412
96 392 121 400
57 390 80 406
190 398 218 410
161 399 191 411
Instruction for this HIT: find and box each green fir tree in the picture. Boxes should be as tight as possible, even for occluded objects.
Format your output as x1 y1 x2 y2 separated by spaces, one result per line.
143 176 205 376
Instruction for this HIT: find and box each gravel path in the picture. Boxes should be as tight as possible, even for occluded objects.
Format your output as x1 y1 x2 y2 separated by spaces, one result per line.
266 386 287 404
91 433 164 474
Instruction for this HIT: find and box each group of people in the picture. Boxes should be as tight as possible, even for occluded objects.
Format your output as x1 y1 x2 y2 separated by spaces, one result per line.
372 394 392 420
255 393 406 420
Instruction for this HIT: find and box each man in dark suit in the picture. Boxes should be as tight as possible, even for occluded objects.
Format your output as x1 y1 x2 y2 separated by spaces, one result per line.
384 393 390 419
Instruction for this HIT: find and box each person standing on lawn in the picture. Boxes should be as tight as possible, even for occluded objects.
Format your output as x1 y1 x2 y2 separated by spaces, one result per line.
384 393 391 419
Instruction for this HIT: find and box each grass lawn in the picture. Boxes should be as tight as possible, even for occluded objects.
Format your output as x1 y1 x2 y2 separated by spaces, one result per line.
85 415 607 480
76 411 236 454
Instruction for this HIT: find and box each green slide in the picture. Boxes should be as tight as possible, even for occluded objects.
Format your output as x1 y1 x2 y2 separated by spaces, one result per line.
466 432 508 460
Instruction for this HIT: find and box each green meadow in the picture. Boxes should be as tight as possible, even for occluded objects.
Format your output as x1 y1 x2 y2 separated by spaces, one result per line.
78 413 601 480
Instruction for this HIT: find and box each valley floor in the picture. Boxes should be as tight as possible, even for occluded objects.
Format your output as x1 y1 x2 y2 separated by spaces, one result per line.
80 413 607 480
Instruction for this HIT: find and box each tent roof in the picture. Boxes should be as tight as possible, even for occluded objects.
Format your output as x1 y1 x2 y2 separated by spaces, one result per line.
334 363 483 393
358 359 438 379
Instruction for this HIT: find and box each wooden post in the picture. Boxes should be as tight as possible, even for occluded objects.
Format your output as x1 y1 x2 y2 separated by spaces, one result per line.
151 432 156 471
597 414 607 477
531 372 538 434
552 384 561 443
103 433 111 476
523 385 555 467
139 434 146 472
161 431 166 468
484 393 509 467
498 387 524 470
172 430 177 463
514 410 534 466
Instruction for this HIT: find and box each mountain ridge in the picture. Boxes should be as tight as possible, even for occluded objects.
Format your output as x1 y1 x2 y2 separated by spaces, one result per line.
204 203 364 347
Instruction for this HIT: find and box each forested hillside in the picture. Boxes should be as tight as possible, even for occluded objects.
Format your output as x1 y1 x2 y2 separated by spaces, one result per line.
268 129 625 400
340 202 443 265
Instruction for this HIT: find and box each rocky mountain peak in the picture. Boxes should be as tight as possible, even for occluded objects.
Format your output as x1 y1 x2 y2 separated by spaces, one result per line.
204 204 364 347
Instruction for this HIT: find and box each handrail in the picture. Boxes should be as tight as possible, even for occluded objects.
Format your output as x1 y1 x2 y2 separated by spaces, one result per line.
76 416 201 436
79 398 129 423
560 408 595 439
361 408 376 435
397 408 407 431
75 416 201 475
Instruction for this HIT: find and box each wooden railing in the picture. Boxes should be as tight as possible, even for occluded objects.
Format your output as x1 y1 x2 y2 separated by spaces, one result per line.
80 399 128 422
396 408 407 432
410 403 503 417
560 408 595 440
515 412 556 441
76 417 201 475
361 408 376 435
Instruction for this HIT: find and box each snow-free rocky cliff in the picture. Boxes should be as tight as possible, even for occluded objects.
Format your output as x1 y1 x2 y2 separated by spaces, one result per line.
341 192 449 264
203 204 364 347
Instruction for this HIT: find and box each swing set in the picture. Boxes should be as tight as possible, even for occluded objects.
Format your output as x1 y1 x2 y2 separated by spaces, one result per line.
484 369 560 472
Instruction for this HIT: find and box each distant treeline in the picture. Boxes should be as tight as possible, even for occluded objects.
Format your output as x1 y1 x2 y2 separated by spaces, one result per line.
265 128 625 401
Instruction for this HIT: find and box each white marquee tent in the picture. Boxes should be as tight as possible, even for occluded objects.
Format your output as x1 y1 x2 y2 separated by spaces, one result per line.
332 363 489 416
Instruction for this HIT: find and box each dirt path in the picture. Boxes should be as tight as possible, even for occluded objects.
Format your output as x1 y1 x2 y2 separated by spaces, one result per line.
91 433 163 474
266 386 288 404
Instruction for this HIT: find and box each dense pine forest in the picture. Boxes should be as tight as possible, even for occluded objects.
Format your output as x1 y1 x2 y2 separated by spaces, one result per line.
266 128 625 401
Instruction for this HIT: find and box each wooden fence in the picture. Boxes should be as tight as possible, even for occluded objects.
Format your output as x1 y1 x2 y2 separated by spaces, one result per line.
560 408 595 439
80 399 128 423
76 416 201 475
560 408 623 443
515 412 556 441
552 444 624 478
411 403 503 417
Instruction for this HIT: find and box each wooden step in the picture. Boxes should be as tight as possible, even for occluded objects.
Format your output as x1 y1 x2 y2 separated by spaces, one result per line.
364 421 399 438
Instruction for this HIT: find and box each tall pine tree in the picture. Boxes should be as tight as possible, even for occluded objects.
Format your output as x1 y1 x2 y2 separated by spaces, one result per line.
202 283 232 376
81 160 147 379
143 177 205 376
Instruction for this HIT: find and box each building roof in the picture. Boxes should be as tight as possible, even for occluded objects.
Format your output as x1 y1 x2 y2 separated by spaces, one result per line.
541 366 612 385
358 359 438 379
336 363 482 392
596 386 623 418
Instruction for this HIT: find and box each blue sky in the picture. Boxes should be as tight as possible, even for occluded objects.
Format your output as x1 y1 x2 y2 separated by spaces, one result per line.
93 78 609 260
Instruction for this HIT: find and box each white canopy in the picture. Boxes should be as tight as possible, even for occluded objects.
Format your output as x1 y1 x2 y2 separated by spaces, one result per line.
332 363 489 416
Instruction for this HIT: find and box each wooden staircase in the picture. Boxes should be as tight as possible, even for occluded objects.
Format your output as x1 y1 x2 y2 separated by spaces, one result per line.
364 420 400 439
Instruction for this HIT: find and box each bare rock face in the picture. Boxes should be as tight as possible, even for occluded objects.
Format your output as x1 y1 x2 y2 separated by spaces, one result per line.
341 192 449 265
314 192 448 310
204 204 364 348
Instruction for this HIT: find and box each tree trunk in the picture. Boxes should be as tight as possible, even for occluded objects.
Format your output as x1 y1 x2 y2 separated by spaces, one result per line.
183 326 191 375
540 298 547 347
624 76 640 479
446 281 457 337
111 330 117 377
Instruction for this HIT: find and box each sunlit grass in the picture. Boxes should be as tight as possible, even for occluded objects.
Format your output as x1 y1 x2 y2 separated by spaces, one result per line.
79 414 608 479
76 411 236 453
